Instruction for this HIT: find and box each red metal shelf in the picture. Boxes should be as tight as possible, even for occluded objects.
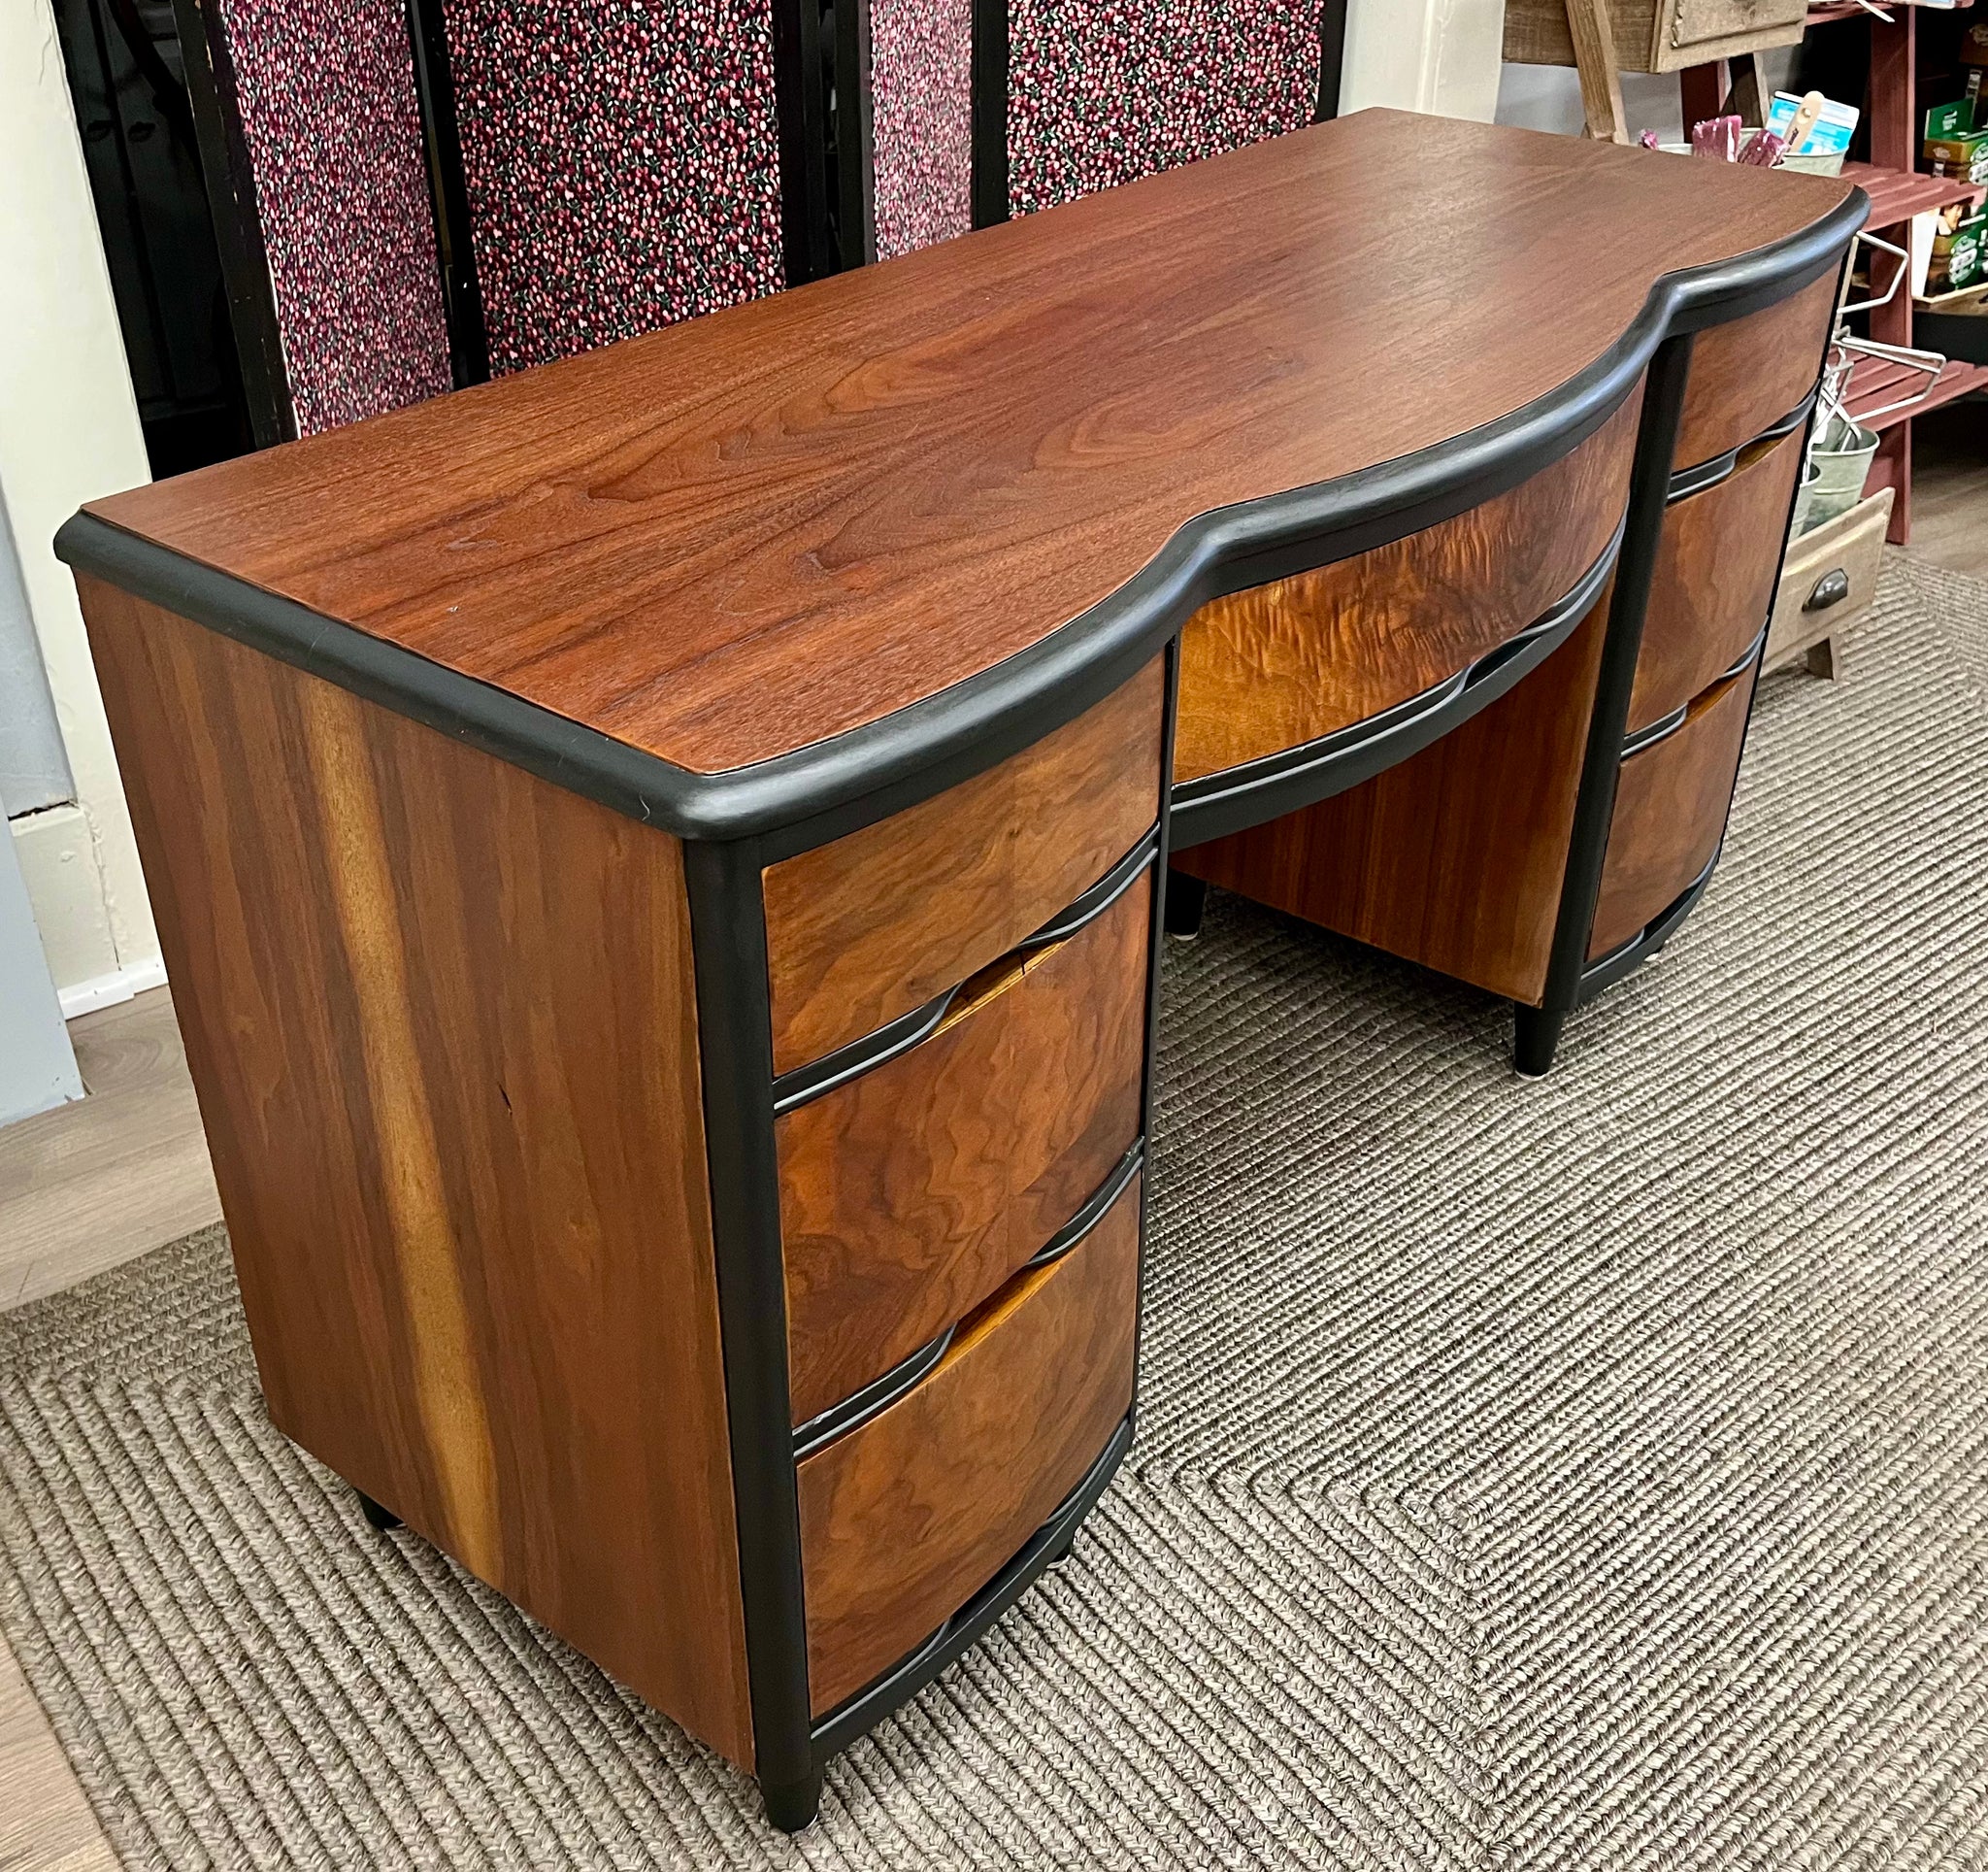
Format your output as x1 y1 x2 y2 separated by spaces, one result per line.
1838 160 1987 228
1843 352 1988 430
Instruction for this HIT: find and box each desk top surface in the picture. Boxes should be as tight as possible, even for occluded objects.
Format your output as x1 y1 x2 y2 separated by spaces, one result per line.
87 111 1853 779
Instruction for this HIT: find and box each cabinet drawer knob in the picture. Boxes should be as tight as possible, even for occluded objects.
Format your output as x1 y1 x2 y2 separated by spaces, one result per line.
1805 569 1851 613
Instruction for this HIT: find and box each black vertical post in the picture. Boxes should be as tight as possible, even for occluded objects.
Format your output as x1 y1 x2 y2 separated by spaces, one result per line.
1313 0 1349 121
970 0 1011 227
404 0 491 387
773 0 838 284
166 0 294 447
1514 332 1696 1077
833 0 877 267
683 838 821 1833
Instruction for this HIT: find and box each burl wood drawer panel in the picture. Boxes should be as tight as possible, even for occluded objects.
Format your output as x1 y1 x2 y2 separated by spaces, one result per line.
1173 391 1640 784
1589 663 1753 958
1672 270 1837 473
779 874 1147 1425
797 1172 1142 1714
1630 423 1804 733
762 658 1165 1076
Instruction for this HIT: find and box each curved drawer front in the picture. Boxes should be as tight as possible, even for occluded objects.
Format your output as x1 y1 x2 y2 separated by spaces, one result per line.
1171 390 1640 786
762 656 1166 1076
797 1171 1142 1716
779 873 1148 1425
1630 423 1804 734
1673 271 1836 475
1590 664 1754 960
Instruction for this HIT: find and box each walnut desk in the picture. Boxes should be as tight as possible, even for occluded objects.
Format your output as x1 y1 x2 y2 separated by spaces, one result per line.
58 112 1861 1830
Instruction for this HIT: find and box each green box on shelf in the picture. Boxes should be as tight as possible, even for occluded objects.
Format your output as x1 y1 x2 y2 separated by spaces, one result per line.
1924 100 1988 184
1931 203 1987 295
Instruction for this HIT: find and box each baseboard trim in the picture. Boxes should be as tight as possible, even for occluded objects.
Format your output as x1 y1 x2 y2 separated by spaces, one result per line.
59 956 168 1020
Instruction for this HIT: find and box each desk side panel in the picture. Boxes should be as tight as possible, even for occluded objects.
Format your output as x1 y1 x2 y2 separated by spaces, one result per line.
77 577 755 1768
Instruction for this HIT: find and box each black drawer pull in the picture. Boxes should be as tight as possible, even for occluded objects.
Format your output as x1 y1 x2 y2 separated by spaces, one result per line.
1805 569 1850 613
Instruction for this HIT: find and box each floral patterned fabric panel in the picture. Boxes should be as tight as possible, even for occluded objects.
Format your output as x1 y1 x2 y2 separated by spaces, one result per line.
1009 0 1324 217
441 0 787 378
871 0 974 260
218 0 453 436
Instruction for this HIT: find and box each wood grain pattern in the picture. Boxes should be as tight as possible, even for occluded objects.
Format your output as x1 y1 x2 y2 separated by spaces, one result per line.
1630 423 1804 732
1504 0 1807 74
86 113 1851 776
763 658 1162 1075
1178 599 1609 1007
77 579 756 1769
1590 662 1754 958
797 1174 1141 1715
1174 393 1640 784
1673 270 1839 472
779 878 1147 1424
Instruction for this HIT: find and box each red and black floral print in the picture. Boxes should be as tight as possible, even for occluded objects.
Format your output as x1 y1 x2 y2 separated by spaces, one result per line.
872 0 974 259
440 0 787 377
1009 0 1323 217
219 0 453 436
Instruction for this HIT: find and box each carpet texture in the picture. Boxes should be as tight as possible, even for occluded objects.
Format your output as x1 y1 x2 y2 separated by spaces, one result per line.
4 555 1987 1868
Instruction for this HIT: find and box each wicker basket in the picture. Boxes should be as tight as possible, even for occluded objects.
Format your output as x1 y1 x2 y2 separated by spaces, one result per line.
1504 0 1807 76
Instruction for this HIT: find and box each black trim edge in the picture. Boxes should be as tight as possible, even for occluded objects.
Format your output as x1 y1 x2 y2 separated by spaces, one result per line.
1024 1145 1143 1270
1720 621 1772 685
792 1326 957 1459
789 1142 1143 1461
1576 849 1719 1002
57 190 1866 855
1666 391 1816 503
1620 703 1689 757
1171 519 1621 850
808 1412 1133 1761
770 987 959 1114
1619 621 1770 759
768 824 1161 1113
1019 829 1160 948
683 838 815 1796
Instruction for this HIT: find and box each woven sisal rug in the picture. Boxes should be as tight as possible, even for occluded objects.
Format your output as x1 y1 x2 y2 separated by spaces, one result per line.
4 555 1987 1868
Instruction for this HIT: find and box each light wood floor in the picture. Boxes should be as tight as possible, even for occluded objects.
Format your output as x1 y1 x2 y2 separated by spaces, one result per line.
0 989 219 1310
1909 406 1988 580
1 427 1983 1869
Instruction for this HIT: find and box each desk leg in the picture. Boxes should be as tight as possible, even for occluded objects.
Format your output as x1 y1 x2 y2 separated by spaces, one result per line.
1162 866 1206 938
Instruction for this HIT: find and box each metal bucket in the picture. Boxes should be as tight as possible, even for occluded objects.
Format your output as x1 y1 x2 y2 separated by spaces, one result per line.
1794 416 1878 536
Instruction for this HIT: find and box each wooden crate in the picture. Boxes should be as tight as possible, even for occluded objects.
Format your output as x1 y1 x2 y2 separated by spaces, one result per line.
1505 0 1807 75
1765 485 1893 680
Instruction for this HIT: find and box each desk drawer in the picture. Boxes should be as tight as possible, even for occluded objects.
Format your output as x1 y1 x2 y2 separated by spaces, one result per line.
1174 393 1638 783
1765 486 1891 673
796 1171 1141 1715
1590 664 1753 959
1673 272 1836 476
1631 424 1804 734
779 866 1148 1425
761 658 1165 1076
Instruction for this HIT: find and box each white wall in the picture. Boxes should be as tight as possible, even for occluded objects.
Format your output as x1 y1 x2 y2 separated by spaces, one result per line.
0 485 73 818
0 803 83 1126
1 0 162 1016
1342 0 1508 122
